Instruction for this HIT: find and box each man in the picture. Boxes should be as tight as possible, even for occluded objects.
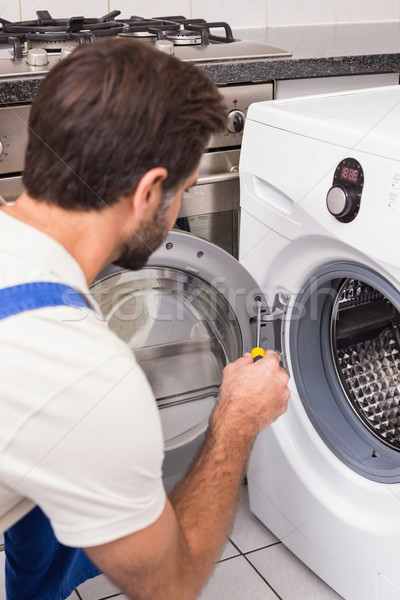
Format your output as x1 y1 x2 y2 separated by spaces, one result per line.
0 38 289 600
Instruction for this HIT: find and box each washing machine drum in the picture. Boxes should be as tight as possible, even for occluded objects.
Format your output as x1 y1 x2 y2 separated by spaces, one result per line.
333 279 400 451
91 265 241 451
291 262 400 482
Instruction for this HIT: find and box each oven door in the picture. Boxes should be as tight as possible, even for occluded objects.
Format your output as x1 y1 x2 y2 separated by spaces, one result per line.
0 105 30 204
175 148 240 258
90 230 282 492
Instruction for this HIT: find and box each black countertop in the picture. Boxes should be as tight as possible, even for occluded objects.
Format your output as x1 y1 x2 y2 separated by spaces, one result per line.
202 22 400 84
1 22 400 103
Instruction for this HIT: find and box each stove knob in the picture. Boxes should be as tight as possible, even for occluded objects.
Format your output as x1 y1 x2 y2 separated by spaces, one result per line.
326 185 354 219
60 46 76 60
26 48 49 66
155 40 174 55
227 110 245 133
0 141 3 156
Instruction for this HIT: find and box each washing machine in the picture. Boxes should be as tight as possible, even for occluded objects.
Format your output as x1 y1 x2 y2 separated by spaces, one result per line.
241 85 400 600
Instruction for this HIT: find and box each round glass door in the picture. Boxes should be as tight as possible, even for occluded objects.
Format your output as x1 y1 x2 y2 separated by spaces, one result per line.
90 266 242 451
289 262 400 482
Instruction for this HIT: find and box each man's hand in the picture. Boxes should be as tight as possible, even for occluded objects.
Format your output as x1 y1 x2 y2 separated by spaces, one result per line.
215 350 290 437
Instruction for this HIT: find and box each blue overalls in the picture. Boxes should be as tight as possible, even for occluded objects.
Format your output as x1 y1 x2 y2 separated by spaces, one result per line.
1 282 101 600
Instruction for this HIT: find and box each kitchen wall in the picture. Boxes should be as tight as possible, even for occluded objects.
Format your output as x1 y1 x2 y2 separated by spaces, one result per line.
1 0 400 29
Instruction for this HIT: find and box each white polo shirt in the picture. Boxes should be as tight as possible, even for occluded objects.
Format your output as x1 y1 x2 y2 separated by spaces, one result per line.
0 210 166 547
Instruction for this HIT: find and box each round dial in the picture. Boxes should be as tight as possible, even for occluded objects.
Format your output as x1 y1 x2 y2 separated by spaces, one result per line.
26 48 49 66
326 185 354 218
227 110 245 133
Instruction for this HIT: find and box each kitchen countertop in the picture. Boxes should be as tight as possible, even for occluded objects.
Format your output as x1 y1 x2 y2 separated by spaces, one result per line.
202 22 400 84
1 22 400 103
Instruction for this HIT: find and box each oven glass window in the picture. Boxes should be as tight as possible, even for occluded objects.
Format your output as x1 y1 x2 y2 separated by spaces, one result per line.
175 210 239 258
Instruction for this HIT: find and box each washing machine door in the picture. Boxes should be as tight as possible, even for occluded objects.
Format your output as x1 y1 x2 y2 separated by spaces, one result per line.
90 231 280 490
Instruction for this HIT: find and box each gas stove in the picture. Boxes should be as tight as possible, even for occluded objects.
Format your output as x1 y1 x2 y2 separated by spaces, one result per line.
0 10 291 77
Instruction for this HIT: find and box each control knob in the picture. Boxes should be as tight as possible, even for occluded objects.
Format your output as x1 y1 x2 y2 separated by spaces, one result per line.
326 184 356 219
227 110 245 133
155 40 174 55
60 46 76 60
26 48 49 66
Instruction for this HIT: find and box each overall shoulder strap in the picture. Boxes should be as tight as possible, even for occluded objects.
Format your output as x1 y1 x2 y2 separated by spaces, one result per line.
0 281 91 320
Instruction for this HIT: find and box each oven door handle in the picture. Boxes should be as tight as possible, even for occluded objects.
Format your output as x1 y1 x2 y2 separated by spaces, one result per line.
196 169 239 186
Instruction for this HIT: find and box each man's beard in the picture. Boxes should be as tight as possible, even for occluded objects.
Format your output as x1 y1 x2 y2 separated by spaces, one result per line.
114 202 171 271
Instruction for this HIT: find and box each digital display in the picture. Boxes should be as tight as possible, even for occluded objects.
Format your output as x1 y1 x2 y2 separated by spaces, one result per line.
340 166 358 183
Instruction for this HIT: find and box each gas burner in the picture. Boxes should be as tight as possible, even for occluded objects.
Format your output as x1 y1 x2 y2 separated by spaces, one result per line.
118 31 157 40
165 30 202 46
115 16 180 37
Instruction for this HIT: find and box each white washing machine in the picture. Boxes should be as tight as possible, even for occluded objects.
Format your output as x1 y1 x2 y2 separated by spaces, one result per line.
240 85 400 600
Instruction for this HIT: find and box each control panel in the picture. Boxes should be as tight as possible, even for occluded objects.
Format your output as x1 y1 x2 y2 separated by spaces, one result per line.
326 157 364 223
207 82 273 150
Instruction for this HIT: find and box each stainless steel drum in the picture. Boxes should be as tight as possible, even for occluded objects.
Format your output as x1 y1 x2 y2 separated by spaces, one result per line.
332 278 400 452
90 266 242 451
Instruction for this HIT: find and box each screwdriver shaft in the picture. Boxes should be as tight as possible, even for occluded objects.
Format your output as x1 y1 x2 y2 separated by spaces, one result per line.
256 300 262 348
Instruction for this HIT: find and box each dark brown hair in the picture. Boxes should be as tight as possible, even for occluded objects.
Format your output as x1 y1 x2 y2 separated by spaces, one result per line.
23 38 227 210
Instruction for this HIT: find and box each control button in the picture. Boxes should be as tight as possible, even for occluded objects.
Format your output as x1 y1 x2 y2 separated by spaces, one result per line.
0 141 3 156
326 185 353 218
26 48 49 66
227 110 245 133
60 46 76 60
155 40 174 55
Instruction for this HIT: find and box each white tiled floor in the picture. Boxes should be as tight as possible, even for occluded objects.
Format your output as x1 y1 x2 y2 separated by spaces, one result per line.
0 486 344 600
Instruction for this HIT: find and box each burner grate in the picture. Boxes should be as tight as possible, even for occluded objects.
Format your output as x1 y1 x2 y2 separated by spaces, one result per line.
0 10 126 46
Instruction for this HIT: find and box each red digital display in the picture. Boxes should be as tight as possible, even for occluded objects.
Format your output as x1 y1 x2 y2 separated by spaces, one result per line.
340 166 358 183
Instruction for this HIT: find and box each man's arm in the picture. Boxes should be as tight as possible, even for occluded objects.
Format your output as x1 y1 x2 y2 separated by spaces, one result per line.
84 351 289 600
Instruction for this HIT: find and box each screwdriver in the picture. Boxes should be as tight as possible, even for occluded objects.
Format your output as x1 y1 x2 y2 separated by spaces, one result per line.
251 299 265 362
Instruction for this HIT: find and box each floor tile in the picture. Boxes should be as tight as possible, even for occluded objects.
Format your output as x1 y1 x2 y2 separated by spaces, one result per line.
246 543 344 600
198 555 278 600
77 573 122 599
219 540 240 561
76 542 240 600
230 486 278 553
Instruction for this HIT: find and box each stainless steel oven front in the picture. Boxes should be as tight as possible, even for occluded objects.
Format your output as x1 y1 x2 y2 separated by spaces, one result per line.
176 81 273 257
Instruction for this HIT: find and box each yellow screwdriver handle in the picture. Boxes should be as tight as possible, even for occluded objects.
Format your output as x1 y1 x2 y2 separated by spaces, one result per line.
251 347 265 362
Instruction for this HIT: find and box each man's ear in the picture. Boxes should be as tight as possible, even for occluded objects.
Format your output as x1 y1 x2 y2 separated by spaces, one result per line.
131 167 168 222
